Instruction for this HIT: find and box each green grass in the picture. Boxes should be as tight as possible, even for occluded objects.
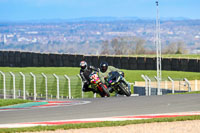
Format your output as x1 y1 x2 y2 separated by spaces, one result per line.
0 67 80 75
123 70 200 82
0 99 31 107
0 115 200 133
1 67 200 82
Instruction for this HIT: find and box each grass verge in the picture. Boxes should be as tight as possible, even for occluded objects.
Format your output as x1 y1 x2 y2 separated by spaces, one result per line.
0 99 32 107
0 115 200 133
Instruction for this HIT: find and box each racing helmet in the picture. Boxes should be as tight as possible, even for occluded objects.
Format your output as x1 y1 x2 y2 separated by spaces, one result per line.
100 62 108 73
80 61 87 70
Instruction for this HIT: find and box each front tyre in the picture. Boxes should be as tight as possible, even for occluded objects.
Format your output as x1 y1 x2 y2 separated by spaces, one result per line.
119 82 131 96
100 84 110 97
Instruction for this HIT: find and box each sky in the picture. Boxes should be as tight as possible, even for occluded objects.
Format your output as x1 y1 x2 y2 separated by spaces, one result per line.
0 0 199 21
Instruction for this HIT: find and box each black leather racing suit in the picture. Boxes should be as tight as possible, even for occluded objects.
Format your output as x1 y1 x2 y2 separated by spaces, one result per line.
80 66 98 93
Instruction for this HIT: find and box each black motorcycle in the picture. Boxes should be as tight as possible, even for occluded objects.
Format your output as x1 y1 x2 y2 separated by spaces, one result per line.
106 71 131 96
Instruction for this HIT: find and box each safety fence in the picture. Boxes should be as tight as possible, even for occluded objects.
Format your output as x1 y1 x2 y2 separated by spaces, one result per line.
0 71 136 100
0 71 97 100
134 75 200 96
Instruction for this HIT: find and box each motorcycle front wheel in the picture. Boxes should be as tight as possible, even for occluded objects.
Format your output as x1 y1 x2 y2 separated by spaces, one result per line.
99 84 110 97
118 82 131 96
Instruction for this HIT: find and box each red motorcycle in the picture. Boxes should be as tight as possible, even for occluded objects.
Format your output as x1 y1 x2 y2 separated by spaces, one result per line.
89 71 110 97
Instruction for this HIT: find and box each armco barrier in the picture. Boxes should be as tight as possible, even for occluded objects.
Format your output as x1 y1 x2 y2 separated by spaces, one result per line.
0 51 200 72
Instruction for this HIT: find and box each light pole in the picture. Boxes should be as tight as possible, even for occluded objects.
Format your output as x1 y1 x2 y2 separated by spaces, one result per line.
155 1 162 95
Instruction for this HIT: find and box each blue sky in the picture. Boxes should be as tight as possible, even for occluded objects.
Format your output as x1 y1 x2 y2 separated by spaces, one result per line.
0 0 199 21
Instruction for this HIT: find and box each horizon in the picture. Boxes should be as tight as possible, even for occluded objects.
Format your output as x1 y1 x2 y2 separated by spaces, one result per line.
0 0 199 21
0 16 198 23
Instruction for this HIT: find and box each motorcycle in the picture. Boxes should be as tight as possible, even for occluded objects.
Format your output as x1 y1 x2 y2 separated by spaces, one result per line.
106 71 131 96
89 71 110 97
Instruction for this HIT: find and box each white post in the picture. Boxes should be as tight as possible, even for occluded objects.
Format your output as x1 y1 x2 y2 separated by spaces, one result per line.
184 78 191 92
64 75 71 99
19 72 26 100
10 72 16 99
156 1 162 96
42 73 48 100
77 74 84 98
0 71 6 99
168 76 175 94
141 75 148 96
145 76 151 96
30 72 37 100
195 80 198 91
53 74 60 99
154 76 162 95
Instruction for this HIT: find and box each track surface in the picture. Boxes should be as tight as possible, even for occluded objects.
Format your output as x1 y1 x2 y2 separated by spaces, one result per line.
0 94 200 124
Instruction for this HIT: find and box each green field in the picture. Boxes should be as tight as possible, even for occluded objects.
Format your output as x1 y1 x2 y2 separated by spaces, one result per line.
0 67 200 99
0 99 31 107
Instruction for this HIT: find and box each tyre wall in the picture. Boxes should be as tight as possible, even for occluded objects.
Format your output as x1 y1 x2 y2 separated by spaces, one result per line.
0 51 199 72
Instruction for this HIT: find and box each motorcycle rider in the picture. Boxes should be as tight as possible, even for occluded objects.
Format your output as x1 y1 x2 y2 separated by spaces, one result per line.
98 61 130 93
79 61 98 93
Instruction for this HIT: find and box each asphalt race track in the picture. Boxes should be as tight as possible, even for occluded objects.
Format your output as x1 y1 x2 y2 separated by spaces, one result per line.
0 94 200 124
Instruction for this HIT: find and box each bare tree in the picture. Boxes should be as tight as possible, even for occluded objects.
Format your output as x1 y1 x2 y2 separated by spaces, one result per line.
176 41 188 54
163 42 177 54
100 40 111 55
163 41 188 54
135 38 146 54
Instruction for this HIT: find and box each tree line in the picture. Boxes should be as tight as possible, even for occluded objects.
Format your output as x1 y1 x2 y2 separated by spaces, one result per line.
100 36 188 55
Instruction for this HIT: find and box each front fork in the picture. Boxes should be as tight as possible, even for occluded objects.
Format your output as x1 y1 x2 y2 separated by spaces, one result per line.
121 77 131 92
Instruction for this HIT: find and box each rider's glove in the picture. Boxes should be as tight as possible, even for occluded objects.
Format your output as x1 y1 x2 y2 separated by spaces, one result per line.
89 66 98 71
119 71 124 77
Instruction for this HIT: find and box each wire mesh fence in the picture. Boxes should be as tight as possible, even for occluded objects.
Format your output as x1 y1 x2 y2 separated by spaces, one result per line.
0 71 96 100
